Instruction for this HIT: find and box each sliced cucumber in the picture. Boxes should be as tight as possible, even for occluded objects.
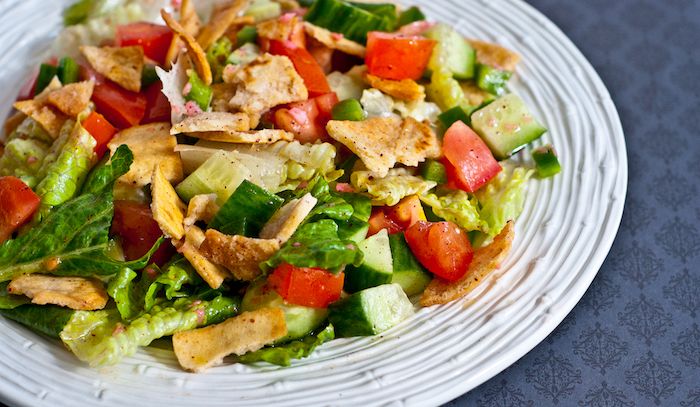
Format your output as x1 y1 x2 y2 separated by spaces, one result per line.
236 26 258 46
532 144 561 178
209 180 284 236
475 64 512 96
35 64 57 95
426 70 466 111
328 283 414 337
420 159 447 185
344 229 393 293
438 105 471 128
470 93 547 160
425 24 476 80
337 218 369 243
242 279 328 342
398 6 425 27
57 57 79 85
389 233 431 296
175 150 249 204
304 0 394 44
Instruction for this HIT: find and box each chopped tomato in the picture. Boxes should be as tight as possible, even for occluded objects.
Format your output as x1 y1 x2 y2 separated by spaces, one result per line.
268 263 344 308
0 177 41 244
116 23 173 65
111 200 174 267
367 207 403 236
384 196 426 230
142 81 171 124
313 92 338 123
16 67 39 101
273 92 338 143
335 183 355 193
92 80 147 128
268 39 331 97
82 112 118 159
308 41 333 73
404 221 473 282
365 31 436 80
443 121 501 193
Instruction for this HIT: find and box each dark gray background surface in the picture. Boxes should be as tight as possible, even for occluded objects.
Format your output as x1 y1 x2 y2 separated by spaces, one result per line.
451 0 700 405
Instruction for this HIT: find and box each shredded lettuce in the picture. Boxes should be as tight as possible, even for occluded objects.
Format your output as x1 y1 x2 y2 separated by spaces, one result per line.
0 138 50 188
156 58 189 124
206 37 233 83
237 324 335 366
352 168 437 206
360 89 441 122
1 305 75 338
420 189 486 233
0 282 30 310
327 71 366 101
476 166 534 237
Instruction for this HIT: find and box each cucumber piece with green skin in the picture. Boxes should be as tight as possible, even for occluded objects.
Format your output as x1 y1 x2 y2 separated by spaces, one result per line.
398 6 426 27
304 0 394 44
475 64 512 96
344 229 393 293
349 2 398 30
337 218 369 243
35 63 57 95
425 24 476 80
420 159 447 185
141 64 159 87
470 93 547 160
57 57 79 85
328 283 414 337
332 99 366 121
175 150 248 204
210 180 284 237
438 105 472 128
242 279 328 342
236 26 258 46
389 233 431 296
532 144 561 178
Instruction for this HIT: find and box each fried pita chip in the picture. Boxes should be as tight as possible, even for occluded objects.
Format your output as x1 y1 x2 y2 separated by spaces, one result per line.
162 10 213 86
364 73 424 101
80 46 144 92
259 193 317 243
151 164 187 240
184 194 220 226
196 0 250 51
211 82 237 112
257 15 303 42
8 275 108 311
165 0 202 67
461 81 494 107
187 129 293 144
171 111 251 135
327 116 441 177
304 22 366 58
46 80 95 117
107 122 183 188
3 111 26 137
468 39 520 72
173 307 287 372
420 222 515 306
180 225 230 289
199 229 280 281
13 100 67 139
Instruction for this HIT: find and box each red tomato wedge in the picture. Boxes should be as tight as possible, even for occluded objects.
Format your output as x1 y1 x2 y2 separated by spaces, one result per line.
116 23 173 65
384 196 425 230
0 177 41 244
367 207 403 236
268 263 344 308
142 81 171 124
443 121 501 193
82 111 118 159
404 221 473 282
273 92 338 143
92 80 147 129
111 200 174 267
365 31 436 80
268 39 331 97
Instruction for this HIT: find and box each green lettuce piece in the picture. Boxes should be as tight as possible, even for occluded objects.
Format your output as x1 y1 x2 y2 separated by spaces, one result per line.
206 37 233 83
63 0 97 26
35 121 97 218
60 296 238 367
0 282 30 310
1 304 75 337
82 145 134 194
11 117 53 144
237 324 334 366
0 138 50 187
295 176 371 222
475 166 533 237
351 168 437 206
209 180 284 236
420 189 487 233
263 219 363 273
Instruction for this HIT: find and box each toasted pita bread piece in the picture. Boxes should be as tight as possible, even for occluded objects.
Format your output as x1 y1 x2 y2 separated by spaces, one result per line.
257 14 303 42
461 81 494 107
171 111 251 135
190 129 294 144
107 122 183 189
211 82 237 112
3 111 26 137
13 78 66 139
151 164 187 240
179 225 230 289
259 193 317 243
364 73 424 101
8 275 108 311
80 46 144 92
173 307 287 372
327 116 441 177
304 22 366 58
165 0 202 67
199 229 280 281
197 0 250 51
184 194 220 226
46 80 95 117
420 222 515 306
162 10 213 85
468 39 520 72
225 54 308 128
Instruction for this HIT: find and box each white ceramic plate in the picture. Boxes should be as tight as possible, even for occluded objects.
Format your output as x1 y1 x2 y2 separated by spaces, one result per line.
0 0 627 406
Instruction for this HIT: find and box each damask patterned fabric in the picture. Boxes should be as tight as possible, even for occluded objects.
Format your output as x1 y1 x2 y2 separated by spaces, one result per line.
451 0 700 406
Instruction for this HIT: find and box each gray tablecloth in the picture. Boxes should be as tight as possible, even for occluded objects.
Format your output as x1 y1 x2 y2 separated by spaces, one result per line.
452 0 700 405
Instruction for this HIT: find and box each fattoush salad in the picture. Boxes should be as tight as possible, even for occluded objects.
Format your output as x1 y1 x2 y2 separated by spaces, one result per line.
0 0 561 372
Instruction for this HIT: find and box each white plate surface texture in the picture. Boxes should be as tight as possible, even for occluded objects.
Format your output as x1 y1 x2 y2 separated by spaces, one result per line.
0 0 627 406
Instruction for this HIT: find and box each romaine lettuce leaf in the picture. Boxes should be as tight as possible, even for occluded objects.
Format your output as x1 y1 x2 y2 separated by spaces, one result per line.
352 168 437 206
237 324 334 366
475 166 533 237
0 138 50 188
293 176 371 222
420 189 487 233
0 282 30 310
82 145 134 195
1 304 75 338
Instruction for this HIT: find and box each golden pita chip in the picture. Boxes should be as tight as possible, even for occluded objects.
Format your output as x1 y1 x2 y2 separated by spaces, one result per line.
364 73 424 101
13 100 68 139
187 129 293 144
173 307 287 372
8 275 108 311
46 80 95 117
184 194 220 226
420 222 515 307
151 164 187 240
196 0 250 51
4 111 26 137
165 0 202 67
162 10 213 85
171 111 250 135
180 225 230 289
468 39 520 72
211 82 237 112
199 229 280 281
257 15 301 42
304 22 366 58
80 46 144 92
461 81 494 107
259 193 317 243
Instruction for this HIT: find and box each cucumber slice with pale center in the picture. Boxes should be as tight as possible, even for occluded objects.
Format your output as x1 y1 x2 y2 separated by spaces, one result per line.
344 229 393 293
